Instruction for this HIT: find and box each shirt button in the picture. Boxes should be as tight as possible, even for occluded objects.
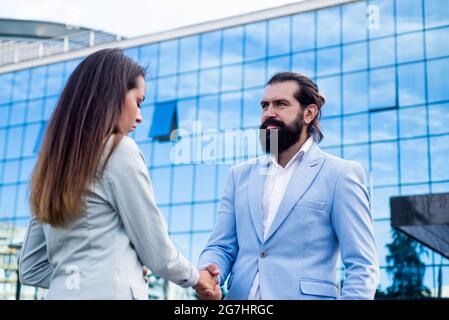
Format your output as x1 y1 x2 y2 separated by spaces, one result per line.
260 251 268 258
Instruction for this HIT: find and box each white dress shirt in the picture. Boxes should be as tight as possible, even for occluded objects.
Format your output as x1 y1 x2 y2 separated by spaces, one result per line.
248 137 314 299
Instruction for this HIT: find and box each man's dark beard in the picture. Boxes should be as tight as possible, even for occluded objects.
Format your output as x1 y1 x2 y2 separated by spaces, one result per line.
259 117 303 156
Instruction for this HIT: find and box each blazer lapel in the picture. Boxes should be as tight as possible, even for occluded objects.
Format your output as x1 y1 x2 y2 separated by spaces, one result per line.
247 157 270 244
264 143 326 242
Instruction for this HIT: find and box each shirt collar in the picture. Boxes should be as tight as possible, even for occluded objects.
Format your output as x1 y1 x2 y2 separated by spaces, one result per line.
269 136 314 169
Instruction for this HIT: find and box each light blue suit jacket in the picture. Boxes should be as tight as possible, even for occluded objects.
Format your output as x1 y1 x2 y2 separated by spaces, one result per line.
198 142 380 300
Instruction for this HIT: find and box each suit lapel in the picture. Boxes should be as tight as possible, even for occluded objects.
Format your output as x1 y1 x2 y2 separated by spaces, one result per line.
247 157 269 244
264 143 326 242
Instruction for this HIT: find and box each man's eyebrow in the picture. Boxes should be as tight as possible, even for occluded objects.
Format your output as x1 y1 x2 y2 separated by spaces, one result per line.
142 95 146 102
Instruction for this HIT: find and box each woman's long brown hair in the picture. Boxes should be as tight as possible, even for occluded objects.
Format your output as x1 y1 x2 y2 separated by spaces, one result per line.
30 48 145 227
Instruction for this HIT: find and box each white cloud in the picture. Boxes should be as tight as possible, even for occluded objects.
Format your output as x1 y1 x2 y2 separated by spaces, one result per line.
0 0 304 37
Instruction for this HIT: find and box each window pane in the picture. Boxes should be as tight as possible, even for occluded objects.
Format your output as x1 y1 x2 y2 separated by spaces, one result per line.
369 67 397 109
396 0 423 33
0 185 17 218
0 73 13 104
371 142 398 185
429 103 449 135
244 60 266 88
320 117 341 147
23 123 42 157
343 144 369 173
245 21 267 61
44 97 58 120
427 58 449 103
169 204 192 233
223 26 244 65
149 166 171 205
140 44 158 78
400 106 427 138
46 63 64 96
178 72 197 98
317 6 341 47
221 64 242 92
177 98 197 132
179 36 199 73
342 1 367 42
398 62 426 107
194 164 216 201
268 17 290 56
292 51 315 79
292 12 315 51
397 32 424 63
243 88 262 128
371 109 397 141
0 128 6 159
10 102 26 125
0 106 9 127
430 135 449 181
16 183 30 216
158 40 178 76
200 31 221 69
343 42 367 72
199 68 220 95
20 158 36 181
343 71 368 114
220 92 241 130
267 56 290 79
343 113 369 145
317 76 341 116
400 138 429 184
156 76 176 101
152 141 175 166
172 165 194 203
26 99 44 123
171 234 191 260
29 66 47 99
372 187 398 219
191 233 211 266
426 27 449 59
369 37 395 68
198 95 219 130
3 160 19 184
12 70 30 102
134 106 154 142
6 127 23 158
425 0 449 28
317 47 341 77
368 0 395 39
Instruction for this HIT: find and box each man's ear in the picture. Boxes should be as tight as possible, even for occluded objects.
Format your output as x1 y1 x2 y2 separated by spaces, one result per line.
304 104 318 124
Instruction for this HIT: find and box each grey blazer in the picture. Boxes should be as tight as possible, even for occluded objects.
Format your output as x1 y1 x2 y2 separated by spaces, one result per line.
19 136 199 299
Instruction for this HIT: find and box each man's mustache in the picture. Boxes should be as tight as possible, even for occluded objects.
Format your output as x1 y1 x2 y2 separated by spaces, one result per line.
259 118 286 130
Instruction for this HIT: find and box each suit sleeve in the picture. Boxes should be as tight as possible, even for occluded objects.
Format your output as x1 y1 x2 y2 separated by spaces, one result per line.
331 161 380 300
106 137 199 288
198 166 238 286
18 215 53 288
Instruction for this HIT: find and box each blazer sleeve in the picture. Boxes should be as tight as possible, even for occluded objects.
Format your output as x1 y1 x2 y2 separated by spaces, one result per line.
106 137 199 288
331 161 380 300
18 215 53 288
197 166 238 286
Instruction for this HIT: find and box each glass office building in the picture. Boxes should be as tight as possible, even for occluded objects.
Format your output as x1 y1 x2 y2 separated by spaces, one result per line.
1 0 449 299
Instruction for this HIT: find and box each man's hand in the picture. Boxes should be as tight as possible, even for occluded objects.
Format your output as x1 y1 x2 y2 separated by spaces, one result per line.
194 264 222 300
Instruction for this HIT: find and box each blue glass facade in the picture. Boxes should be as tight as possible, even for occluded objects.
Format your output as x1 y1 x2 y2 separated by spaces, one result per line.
1 0 449 298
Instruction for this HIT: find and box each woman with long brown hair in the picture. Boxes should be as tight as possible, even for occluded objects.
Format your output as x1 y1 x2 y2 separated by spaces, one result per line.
18 48 219 299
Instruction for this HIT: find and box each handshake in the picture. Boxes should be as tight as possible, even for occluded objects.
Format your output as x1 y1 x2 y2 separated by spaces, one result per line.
193 264 222 300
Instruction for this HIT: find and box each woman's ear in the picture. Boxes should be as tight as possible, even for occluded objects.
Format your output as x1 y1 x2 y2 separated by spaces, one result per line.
304 104 319 124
